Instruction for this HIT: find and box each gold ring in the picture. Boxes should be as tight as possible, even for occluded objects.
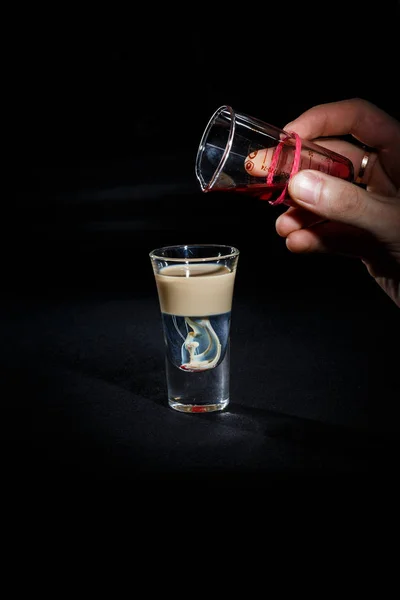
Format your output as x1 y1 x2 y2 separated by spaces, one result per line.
355 152 370 184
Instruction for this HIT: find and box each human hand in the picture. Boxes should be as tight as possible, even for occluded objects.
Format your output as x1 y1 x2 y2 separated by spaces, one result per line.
275 98 400 307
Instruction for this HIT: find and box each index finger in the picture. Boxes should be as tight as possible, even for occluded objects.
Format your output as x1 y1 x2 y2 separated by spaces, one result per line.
284 98 400 186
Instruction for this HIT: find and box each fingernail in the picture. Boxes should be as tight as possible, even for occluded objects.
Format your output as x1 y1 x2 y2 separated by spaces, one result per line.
290 171 320 205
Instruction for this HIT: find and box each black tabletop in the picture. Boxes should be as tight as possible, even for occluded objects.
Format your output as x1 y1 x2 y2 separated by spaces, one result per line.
4 182 399 498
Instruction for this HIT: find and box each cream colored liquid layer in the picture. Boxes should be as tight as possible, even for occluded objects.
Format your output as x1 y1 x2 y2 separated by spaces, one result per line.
155 263 236 316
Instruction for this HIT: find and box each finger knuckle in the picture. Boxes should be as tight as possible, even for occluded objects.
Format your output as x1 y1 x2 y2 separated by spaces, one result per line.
326 182 364 219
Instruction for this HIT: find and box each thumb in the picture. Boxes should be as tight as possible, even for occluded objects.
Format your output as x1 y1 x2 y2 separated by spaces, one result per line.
288 170 394 237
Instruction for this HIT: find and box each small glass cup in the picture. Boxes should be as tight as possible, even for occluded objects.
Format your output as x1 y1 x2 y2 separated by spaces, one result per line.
149 244 240 413
195 105 354 205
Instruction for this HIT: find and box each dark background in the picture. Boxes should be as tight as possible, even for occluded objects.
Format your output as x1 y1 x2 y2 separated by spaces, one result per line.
4 5 400 498
10 5 400 291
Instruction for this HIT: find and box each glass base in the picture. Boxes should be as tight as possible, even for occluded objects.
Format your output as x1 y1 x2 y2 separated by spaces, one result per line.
169 399 229 413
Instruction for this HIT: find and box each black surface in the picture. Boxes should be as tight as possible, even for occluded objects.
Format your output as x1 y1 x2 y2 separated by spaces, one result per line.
5 229 400 494
5 6 400 501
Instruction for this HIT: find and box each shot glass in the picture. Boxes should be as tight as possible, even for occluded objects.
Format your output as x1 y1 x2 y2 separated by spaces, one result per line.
149 244 240 413
195 105 354 205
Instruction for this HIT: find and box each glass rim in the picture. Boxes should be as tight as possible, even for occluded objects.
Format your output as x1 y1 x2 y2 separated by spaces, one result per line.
149 243 240 262
195 105 235 193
